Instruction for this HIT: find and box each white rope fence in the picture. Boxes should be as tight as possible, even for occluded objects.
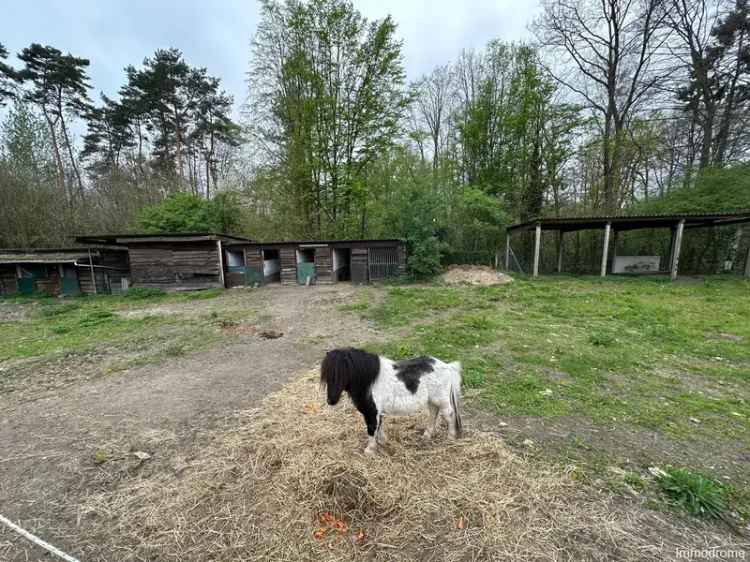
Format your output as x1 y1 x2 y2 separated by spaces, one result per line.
0 513 81 562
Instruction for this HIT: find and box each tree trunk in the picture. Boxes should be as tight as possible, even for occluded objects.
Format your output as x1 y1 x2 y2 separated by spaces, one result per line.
59 110 85 199
42 108 66 196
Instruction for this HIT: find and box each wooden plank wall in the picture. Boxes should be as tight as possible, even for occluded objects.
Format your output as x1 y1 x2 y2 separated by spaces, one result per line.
0 266 16 295
79 269 108 295
351 248 369 284
129 242 222 290
315 247 332 284
34 268 61 296
280 247 297 285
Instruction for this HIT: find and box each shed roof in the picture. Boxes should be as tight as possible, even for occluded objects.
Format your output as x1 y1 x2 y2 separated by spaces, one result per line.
76 233 253 245
0 249 96 265
225 238 405 247
507 210 750 233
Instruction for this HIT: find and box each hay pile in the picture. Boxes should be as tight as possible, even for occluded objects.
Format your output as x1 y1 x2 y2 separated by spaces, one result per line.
77 373 734 561
441 265 512 286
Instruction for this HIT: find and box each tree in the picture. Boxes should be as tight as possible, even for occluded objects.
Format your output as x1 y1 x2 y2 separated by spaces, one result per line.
190 75 242 198
17 43 92 197
412 64 453 170
536 0 669 212
0 43 18 105
247 0 408 238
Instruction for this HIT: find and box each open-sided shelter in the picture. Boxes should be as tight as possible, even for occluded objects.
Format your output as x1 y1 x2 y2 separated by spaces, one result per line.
506 211 750 280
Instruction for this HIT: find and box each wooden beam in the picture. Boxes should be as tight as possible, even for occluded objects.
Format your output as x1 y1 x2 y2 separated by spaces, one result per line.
217 241 226 288
87 248 97 295
745 247 750 278
670 219 685 281
611 229 618 272
556 231 564 273
505 235 511 271
600 222 611 277
533 224 542 277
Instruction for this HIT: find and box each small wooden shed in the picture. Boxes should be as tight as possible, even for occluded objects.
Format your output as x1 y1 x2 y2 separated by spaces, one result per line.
0 248 129 297
223 239 406 287
76 233 252 291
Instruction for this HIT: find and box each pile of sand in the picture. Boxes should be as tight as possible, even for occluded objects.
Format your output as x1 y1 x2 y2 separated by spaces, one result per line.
72 371 736 561
441 265 513 286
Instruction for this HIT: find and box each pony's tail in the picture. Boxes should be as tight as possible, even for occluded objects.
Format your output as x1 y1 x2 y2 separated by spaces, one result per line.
449 361 463 438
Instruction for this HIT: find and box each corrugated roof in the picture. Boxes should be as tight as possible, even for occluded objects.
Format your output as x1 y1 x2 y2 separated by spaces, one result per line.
507 210 750 232
76 233 253 245
0 249 94 264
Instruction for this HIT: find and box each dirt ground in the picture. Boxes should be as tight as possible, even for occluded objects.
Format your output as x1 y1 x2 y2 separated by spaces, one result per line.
0 285 383 561
0 284 747 560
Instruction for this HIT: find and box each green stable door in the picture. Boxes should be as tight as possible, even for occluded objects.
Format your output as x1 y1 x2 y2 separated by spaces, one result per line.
296 262 316 285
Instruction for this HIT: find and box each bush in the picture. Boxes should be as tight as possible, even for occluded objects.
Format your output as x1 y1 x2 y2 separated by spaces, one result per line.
136 192 242 234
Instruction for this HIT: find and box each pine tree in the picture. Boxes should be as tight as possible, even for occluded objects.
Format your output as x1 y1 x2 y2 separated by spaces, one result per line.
17 43 92 197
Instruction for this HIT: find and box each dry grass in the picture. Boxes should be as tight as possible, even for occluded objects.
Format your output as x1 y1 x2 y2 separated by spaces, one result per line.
75 373 741 561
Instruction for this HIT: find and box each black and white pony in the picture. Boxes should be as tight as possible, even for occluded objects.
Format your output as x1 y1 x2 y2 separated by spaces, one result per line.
320 347 463 455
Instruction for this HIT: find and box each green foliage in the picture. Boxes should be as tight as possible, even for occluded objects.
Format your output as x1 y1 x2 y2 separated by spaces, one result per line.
445 187 507 264
248 0 407 238
655 467 727 519
136 192 241 234
637 165 750 213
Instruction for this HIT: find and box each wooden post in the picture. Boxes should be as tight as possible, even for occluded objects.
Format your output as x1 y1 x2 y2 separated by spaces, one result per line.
217 240 226 288
745 247 750 278
611 229 618 273
505 235 511 271
667 226 676 272
87 248 97 295
533 224 542 278
670 219 685 281
600 222 611 277
556 231 564 273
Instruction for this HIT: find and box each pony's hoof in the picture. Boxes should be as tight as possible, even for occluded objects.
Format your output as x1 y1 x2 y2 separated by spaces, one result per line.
422 430 433 440
364 446 378 456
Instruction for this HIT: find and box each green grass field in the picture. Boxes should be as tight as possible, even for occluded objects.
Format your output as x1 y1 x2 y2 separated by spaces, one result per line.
346 276 750 519
0 288 226 364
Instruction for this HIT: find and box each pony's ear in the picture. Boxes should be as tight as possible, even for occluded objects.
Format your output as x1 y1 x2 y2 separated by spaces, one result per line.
321 350 348 405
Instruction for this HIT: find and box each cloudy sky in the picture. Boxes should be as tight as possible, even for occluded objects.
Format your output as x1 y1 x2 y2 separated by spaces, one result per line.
1 0 540 112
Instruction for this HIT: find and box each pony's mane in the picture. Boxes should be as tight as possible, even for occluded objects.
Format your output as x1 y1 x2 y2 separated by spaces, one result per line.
320 347 380 406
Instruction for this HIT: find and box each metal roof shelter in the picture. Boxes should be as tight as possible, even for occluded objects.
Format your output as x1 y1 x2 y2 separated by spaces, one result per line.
505 211 750 280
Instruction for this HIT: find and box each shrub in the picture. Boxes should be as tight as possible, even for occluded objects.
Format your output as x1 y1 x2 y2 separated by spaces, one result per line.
655 467 727 519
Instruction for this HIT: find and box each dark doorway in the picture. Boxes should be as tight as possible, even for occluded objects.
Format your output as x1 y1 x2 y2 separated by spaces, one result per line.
332 248 351 282
262 249 281 283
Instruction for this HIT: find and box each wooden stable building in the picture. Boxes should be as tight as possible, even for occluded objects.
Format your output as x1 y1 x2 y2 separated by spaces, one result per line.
0 248 129 297
75 233 406 291
223 239 406 287
77 233 252 291
506 211 750 280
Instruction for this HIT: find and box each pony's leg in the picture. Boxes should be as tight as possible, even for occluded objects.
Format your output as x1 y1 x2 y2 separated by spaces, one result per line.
422 404 440 439
440 405 457 439
375 414 387 445
364 410 378 455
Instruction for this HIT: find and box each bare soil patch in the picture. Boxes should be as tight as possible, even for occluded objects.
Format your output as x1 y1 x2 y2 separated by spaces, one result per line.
440 265 513 286
15 372 740 562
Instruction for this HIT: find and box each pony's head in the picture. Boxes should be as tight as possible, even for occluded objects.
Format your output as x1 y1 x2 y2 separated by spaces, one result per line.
320 347 380 406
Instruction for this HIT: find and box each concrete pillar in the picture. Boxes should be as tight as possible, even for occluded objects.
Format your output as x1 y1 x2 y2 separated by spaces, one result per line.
670 219 685 281
533 224 542 278
600 222 611 277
